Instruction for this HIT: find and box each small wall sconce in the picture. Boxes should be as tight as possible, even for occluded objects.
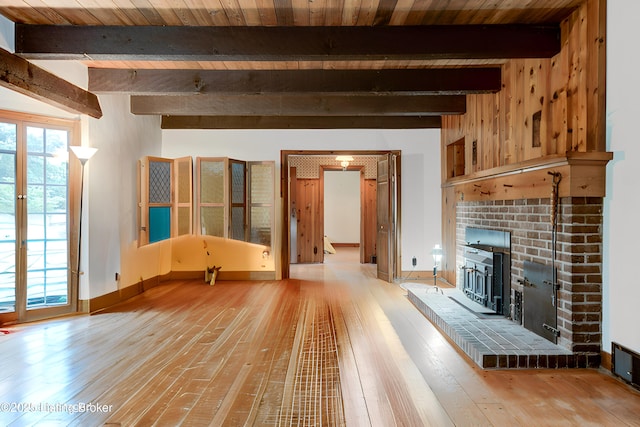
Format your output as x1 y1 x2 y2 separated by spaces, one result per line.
262 250 270 259
335 155 354 171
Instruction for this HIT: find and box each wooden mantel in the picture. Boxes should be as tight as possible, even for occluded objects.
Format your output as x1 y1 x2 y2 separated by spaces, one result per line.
443 152 613 202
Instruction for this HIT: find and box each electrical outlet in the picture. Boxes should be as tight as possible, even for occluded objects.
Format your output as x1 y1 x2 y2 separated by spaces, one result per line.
412 257 417 267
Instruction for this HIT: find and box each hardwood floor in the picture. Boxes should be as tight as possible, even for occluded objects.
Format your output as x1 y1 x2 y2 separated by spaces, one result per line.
1 247 639 426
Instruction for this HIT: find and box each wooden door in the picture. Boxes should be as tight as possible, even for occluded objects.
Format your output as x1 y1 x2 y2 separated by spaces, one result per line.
362 178 377 264
377 155 392 282
295 178 323 263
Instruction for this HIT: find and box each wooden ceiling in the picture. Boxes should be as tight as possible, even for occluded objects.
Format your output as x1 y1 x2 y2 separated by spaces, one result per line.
0 0 585 129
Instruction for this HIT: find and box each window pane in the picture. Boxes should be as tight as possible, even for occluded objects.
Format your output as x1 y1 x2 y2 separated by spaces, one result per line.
0 122 17 151
0 161 16 211
45 240 67 269
27 155 45 185
0 126 16 312
149 206 171 243
231 206 245 240
46 185 67 214
250 164 273 204
177 159 191 204
178 206 190 236
250 206 271 246
149 161 171 204
0 240 15 312
45 214 67 239
44 269 67 304
46 157 68 185
27 185 45 215
231 162 245 204
200 160 224 204
26 126 44 153
45 129 68 155
200 206 224 237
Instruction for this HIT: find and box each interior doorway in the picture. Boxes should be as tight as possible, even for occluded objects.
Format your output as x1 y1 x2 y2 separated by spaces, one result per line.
281 150 401 282
323 169 360 258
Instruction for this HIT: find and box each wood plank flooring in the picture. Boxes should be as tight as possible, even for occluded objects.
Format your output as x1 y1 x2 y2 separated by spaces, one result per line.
1 248 639 426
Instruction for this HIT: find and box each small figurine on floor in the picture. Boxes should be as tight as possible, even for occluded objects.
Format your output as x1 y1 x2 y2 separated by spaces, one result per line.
206 265 222 285
202 239 221 285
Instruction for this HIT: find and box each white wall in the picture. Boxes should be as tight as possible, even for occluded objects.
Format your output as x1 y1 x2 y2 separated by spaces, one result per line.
85 95 162 298
162 128 442 273
324 170 360 244
604 2 640 353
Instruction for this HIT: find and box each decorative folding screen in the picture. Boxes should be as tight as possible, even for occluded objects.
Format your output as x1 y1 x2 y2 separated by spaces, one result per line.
139 156 273 249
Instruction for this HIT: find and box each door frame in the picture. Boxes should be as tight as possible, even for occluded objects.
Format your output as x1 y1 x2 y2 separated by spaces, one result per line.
281 150 401 280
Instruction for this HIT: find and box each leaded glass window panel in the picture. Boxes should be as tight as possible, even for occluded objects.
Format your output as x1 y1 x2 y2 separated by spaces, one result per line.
149 161 171 204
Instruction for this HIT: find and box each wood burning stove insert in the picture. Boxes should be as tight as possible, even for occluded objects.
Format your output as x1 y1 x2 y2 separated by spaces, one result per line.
461 228 511 315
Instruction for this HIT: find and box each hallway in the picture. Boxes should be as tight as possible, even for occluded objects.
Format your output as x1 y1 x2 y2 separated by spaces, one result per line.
0 248 638 426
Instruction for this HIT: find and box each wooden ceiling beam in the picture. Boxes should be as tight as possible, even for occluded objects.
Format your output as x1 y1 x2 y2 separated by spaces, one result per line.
16 24 560 61
0 47 102 118
131 94 466 116
89 68 501 95
161 115 442 129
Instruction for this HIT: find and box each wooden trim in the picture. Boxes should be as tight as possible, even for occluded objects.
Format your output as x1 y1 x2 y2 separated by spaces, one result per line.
85 270 277 313
167 271 277 281
331 243 360 248
601 350 612 372
87 276 161 313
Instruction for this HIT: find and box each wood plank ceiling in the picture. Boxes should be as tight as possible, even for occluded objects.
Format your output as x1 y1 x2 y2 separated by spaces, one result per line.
0 0 584 129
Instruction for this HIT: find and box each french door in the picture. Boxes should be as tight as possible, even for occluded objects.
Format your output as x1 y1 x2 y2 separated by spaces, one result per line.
0 114 77 323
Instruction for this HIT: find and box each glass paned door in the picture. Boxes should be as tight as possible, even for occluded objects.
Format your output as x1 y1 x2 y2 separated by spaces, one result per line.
0 118 73 322
25 126 70 311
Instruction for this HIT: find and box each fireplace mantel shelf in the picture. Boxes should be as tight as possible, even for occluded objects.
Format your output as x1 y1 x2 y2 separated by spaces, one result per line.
442 152 613 201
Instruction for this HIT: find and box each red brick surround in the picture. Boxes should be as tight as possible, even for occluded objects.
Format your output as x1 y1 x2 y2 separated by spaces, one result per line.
456 197 602 363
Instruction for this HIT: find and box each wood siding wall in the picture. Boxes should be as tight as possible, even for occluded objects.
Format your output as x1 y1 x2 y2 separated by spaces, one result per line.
442 0 606 176
440 0 607 284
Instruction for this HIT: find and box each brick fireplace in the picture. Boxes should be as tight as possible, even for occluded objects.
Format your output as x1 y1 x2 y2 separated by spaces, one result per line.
456 197 603 366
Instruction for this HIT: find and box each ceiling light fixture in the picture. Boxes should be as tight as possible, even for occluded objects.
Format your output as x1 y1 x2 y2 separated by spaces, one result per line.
335 155 354 171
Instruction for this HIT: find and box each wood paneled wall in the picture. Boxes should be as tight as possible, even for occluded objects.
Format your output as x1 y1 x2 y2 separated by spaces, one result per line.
442 0 606 175
439 0 607 283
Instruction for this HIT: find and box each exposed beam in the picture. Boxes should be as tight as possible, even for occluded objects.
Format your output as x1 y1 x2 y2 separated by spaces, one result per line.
16 24 560 61
161 115 441 129
0 47 102 118
89 68 501 95
131 94 466 116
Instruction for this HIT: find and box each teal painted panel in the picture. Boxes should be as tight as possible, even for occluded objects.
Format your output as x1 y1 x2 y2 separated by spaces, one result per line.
149 206 171 243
